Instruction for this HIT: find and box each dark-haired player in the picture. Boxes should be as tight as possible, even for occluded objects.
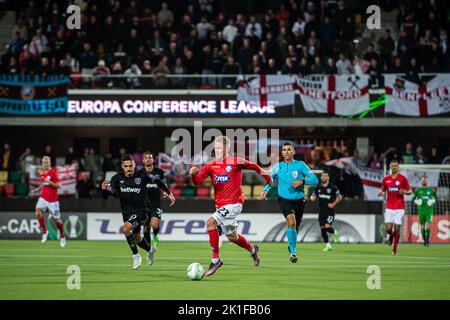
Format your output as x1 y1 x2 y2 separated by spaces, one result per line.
310 170 342 252
378 159 412 255
102 154 175 269
137 151 167 265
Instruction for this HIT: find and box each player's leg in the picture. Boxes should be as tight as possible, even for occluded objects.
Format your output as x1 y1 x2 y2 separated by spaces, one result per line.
294 199 306 233
205 215 223 276
321 223 332 252
424 213 432 246
226 230 259 266
35 204 48 242
419 213 427 245
392 223 401 255
122 216 142 269
143 218 151 245
50 202 66 247
384 209 395 246
150 214 161 248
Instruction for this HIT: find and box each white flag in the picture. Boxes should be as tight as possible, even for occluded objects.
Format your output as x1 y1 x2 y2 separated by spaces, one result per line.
237 75 297 107
298 74 370 115
384 74 450 116
28 164 77 196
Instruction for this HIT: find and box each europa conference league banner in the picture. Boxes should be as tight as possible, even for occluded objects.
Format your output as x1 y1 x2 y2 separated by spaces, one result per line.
0 212 86 240
66 94 295 117
87 213 376 243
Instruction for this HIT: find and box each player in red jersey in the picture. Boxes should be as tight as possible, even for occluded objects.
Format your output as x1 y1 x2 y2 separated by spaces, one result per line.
189 136 273 276
31 156 66 247
378 160 412 255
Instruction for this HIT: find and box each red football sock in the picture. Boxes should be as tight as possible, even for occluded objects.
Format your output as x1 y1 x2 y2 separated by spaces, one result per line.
208 229 220 259
57 222 65 239
393 232 400 252
235 233 254 253
38 217 47 234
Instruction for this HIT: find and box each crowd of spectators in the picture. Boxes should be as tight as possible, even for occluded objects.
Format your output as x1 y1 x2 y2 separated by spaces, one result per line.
1 0 449 89
1 139 449 199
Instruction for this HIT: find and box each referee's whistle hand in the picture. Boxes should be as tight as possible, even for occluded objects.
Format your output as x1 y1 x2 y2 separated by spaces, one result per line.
260 190 267 200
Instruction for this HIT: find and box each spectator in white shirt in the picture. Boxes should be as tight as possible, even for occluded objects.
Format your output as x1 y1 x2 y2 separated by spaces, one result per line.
336 53 353 74
245 15 262 39
197 16 215 40
291 15 305 37
223 19 238 44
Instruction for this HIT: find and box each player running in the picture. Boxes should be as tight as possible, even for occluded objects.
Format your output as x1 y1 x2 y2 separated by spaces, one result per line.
189 136 273 277
260 142 318 263
413 175 437 246
31 156 66 247
137 151 167 264
310 170 342 252
102 154 175 269
378 160 412 255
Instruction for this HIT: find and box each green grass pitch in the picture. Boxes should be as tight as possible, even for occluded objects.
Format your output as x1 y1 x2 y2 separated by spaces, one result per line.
0 240 449 300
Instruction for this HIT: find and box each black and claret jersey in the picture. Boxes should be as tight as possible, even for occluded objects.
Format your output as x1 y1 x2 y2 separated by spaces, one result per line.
102 170 170 214
137 167 166 206
313 184 340 214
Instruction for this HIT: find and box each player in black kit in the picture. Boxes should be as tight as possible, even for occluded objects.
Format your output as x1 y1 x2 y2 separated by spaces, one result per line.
310 170 342 252
102 154 175 269
137 151 167 265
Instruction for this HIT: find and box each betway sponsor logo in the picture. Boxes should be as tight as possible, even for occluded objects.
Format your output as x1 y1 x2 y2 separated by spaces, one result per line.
120 186 140 193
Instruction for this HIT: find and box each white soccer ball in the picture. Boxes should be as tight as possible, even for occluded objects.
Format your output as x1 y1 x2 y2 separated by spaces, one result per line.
186 263 205 280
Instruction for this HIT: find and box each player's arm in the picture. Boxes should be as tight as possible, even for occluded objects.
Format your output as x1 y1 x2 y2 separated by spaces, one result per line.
189 163 211 185
31 184 42 194
378 178 386 197
241 159 273 186
261 163 278 200
427 189 437 207
309 186 318 201
328 189 342 209
46 172 61 189
101 175 119 199
399 178 412 195
413 189 423 206
291 161 318 188
151 175 176 207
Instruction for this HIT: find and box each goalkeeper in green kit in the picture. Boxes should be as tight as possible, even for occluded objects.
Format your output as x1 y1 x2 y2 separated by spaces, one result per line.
413 175 438 246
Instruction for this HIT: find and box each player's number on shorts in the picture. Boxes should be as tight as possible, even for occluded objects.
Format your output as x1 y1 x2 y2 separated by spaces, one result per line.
327 216 334 223
217 207 230 218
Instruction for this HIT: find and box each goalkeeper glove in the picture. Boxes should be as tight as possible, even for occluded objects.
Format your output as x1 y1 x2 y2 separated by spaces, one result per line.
427 198 436 206
414 199 422 206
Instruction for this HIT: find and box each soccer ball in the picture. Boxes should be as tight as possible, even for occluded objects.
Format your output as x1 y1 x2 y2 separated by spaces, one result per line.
186 263 205 280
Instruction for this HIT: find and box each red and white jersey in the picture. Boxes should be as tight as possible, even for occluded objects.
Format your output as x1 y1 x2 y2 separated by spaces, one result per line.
39 168 60 202
382 174 411 210
191 157 272 208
